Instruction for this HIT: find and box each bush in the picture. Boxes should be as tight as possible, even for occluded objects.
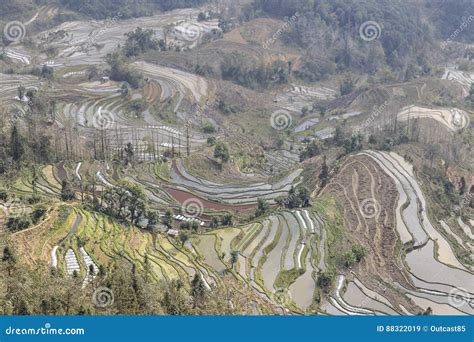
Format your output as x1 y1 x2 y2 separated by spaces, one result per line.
6 217 31 231
317 271 334 292
202 122 216 134
31 206 47 224
207 137 216 146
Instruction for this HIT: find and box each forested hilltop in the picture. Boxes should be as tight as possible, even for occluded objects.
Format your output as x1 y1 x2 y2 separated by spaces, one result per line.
251 0 458 81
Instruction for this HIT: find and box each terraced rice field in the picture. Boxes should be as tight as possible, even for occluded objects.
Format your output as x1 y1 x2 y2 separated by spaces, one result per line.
442 66 474 97
34 8 220 67
397 105 469 132
275 84 336 113
170 159 303 205
205 209 328 311
321 151 474 315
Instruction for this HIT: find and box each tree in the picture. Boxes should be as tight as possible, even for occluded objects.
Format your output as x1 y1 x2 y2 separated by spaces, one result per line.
459 176 466 196
123 27 159 57
163 209 173 228
60 180 75 201
334 126 345 146
124 142 134 165
207 137 216 146
197 12 206 21
202 122 216 134
10 125 23 162
255 197 269 217
2 246 16 276
120 82 130 96
339 76 355 96
301 106 309 116
319 155 329 187
146 210 160 231
214 141 230 164
191 221 199 232
317 271 334 292
126 183 147 224
298 186 310 207
178 231 189 246
106 53 143 88
210 216 220 228
351 244 367 262
299 139 322 161
41 65 54 79
221 213 233 226
17 85 26 100
230 251 239 269
191 274 206 304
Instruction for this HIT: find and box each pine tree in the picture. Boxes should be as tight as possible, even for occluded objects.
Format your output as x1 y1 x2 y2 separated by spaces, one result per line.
319 155 329 187
10 126 23 162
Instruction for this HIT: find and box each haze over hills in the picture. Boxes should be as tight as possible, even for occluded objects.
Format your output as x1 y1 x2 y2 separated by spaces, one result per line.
0 0 472 316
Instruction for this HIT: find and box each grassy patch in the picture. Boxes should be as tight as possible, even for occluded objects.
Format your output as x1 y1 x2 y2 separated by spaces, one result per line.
274 268 304 289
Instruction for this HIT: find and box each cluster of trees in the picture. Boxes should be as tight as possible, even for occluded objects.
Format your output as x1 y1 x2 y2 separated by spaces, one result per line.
209 213 233 228
0 246 255 315
299 138 324 161
333 126 363 154
0 126 54 171
213 141 230 165
101 181 149 225
123 27 162 57
342 244 367 268
276 185 311 209
253 0 434 81
221 53 289 89
430 0 474 43
106 53 143 88
255 197 270 217
5 205 47 232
